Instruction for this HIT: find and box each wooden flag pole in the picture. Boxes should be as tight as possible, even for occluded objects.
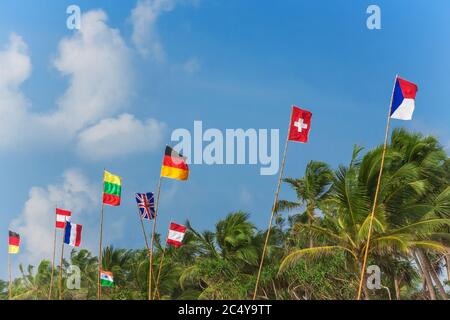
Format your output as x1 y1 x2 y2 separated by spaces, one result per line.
153 227 169 299
48 207 58 300
253 110 293 300
136 206 160 300
357 75 397 300
148 175 163 300
58 223 67 300
98 202 105 300
8 252 12 300
98 170 106 300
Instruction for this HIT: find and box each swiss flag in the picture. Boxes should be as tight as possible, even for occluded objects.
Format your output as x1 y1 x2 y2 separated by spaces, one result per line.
288 106 312 143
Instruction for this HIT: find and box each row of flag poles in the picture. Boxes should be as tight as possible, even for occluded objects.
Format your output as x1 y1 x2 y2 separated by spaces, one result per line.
6 75 417 301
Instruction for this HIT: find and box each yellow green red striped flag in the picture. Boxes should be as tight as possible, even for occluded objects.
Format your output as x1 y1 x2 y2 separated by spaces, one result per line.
103 171 121 206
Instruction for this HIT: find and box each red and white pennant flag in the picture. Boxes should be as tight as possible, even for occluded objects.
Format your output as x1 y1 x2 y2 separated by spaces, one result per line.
167 222 187 248
288 106 312 143
56 208 71 229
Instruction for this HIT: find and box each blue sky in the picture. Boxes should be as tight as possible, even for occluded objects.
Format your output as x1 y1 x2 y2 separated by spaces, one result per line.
0 0 449 278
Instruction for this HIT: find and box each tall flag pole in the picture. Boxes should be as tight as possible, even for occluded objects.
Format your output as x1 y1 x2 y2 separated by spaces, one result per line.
149 145 189 300
356 75 418 300
135 192 160 299
58 221 67 300
49 208 71 299
98 170 122 300
8 230 20 300
154 222 186 299
253 106 312 300
49 206 58 300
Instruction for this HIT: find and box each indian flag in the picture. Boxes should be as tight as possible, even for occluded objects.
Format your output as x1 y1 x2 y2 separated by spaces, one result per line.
103 171 122 206
100 271 114 287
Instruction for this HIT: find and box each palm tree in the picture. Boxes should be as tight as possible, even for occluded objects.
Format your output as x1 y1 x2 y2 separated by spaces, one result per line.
276 161 333 248
12 261 52 300
279 142 450 299
180 212 259 299
69 249 98 299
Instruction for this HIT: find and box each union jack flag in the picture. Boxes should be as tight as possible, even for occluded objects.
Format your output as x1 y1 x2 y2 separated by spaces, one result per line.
135 192 155 220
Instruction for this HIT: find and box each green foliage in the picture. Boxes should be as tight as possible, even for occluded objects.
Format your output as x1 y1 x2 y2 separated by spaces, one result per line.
2 129 449 300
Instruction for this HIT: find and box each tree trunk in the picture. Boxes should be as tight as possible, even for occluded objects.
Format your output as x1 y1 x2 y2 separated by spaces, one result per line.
414 250 436 300
418 249 447 300
307 208 314 248
445 253 450 284
430 267 448 300
393 275 401 300
357 261 370 300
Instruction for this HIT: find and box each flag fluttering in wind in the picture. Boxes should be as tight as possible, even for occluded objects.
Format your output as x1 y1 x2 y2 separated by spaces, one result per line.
161 146 189 181
135 192 155 220
390 76 418 120
288 106 312 143
56 208 71 229
8 231 20 254
64 221 82 247
103 171 122 206
100 271 114 287
167 223 187 248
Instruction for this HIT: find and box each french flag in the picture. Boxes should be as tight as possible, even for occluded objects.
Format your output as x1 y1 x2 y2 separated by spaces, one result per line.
390 76 418 120
64 221 82 247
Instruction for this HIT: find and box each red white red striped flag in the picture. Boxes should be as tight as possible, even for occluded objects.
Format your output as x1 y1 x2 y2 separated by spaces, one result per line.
167 223 187 248
56 208 71 229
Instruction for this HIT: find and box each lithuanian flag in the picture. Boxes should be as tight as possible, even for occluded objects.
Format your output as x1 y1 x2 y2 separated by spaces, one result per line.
8 231 20 254
161 146 189 181
103 171 122 206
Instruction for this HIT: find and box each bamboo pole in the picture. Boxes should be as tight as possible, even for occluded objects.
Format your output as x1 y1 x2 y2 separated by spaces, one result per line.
357 75 397 300
253 109 293 300
154 228 169 299
8 252 12 300
136 206 160 299
98 170 106 300
48 207 58 300
98 202 105 300
148 175 163 300
58 223 67 300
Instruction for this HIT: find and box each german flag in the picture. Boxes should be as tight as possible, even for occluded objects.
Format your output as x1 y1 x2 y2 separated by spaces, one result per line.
8 231 20 254
161 146 189 181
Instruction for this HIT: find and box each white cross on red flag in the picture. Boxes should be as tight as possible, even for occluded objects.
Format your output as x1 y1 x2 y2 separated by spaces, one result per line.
288 106 312 143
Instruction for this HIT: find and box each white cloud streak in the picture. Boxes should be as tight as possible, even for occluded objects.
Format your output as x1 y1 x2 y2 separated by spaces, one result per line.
0 9 166 160
77 113 166 160
131 0 176 61
11 169 98 264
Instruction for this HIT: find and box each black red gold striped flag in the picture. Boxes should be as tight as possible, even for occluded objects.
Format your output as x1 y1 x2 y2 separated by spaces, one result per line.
8 231 20 254
161 146 189 181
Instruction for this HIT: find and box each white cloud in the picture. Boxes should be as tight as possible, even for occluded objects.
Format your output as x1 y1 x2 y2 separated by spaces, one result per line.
0 10 166 159
183 57 200 74
131 0 176 61
38 10 133 136
0 34 32 148
239 187 253 205
11 169 98 264
76 113 166 160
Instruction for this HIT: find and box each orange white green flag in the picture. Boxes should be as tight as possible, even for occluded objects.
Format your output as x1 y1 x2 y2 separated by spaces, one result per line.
100 271 114 287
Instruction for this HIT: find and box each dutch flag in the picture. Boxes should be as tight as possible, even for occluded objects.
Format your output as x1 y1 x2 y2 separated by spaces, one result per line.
390 76 418 120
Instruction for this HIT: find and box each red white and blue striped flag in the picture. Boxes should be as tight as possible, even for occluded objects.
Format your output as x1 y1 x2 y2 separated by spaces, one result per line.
64 221 82 247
